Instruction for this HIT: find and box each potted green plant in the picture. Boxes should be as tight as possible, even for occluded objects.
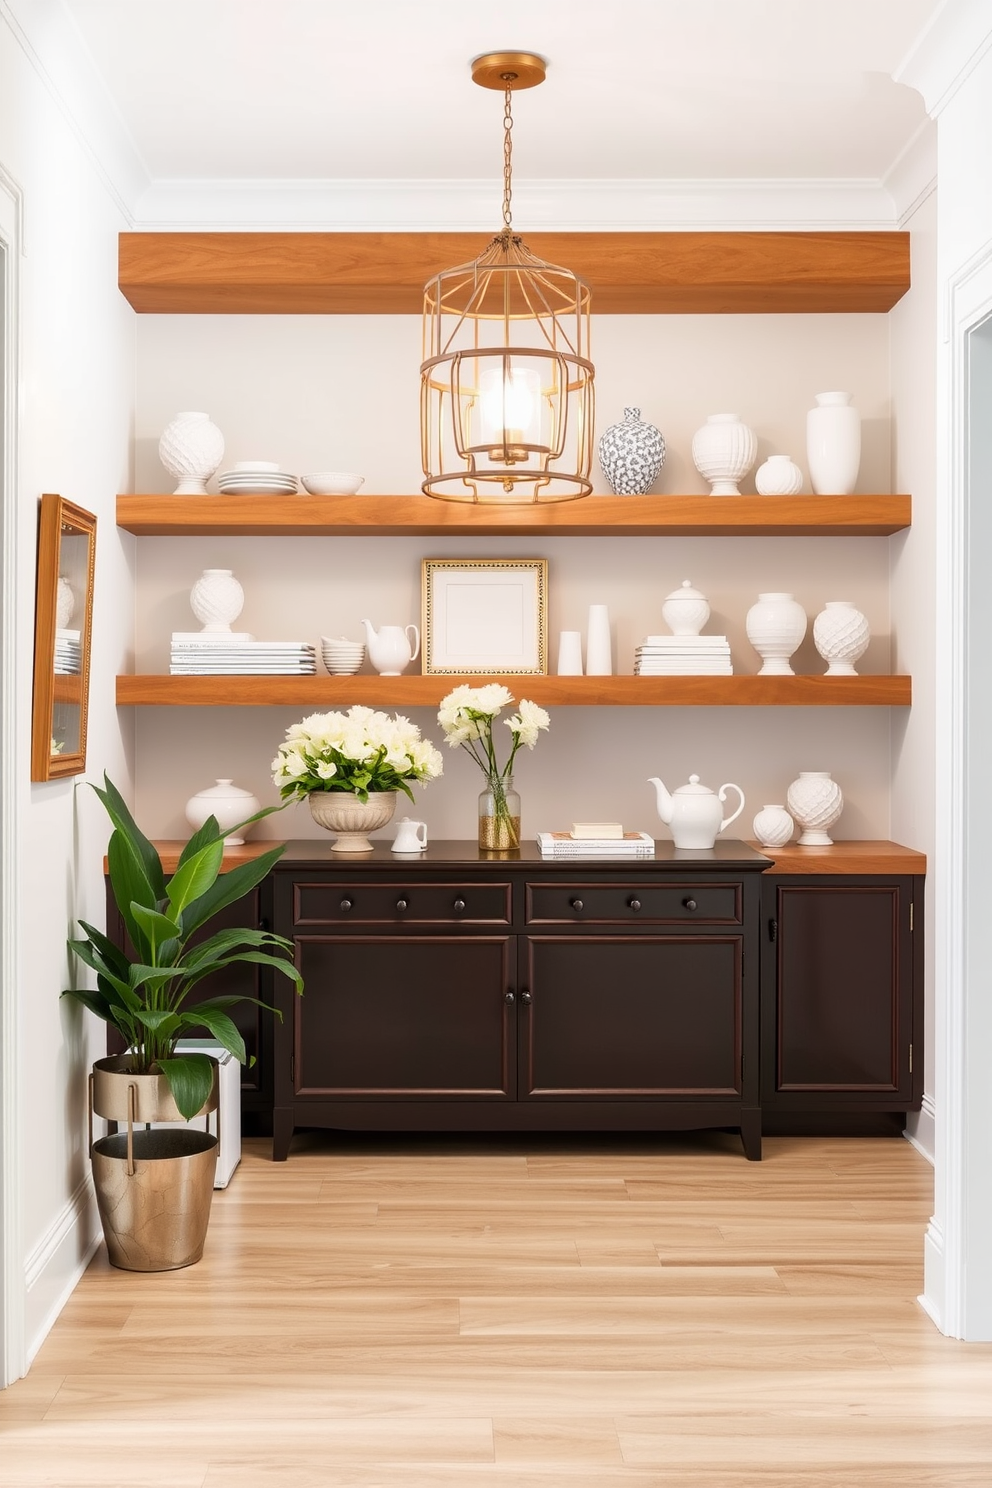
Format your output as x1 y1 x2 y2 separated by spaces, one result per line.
64 775 303 1270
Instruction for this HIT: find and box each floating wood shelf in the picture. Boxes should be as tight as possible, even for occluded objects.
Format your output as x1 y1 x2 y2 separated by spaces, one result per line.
116 674 911 708
116 494 912 538
118 231 911 316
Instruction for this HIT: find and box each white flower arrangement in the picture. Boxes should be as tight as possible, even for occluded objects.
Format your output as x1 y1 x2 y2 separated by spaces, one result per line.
437 685 550 846
272 707 443 804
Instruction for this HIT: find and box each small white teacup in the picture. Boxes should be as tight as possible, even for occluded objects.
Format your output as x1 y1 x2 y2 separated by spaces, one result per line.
392 818 428 853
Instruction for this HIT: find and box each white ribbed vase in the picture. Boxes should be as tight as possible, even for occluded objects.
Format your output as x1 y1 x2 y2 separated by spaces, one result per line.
308 791 397 852
813 600 870 676
691 414 757 496
806 392 860 495
745 592 807 675
755 455 803 496
190 568 245 633
752 804 795 848
786 771 844 846
158 411 225 496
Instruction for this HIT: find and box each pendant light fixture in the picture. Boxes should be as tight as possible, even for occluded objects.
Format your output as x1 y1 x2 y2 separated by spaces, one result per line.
421 52 595 504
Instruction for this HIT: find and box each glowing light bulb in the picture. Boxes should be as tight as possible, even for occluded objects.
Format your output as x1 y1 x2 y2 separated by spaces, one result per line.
479 366 541 461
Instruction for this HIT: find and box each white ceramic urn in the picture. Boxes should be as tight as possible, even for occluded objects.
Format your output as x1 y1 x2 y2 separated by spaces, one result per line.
56 575 75 629
190 568 245 633
806 392 860 495
754 455 803 496
752 804 794 848
662 579 710 637
813 600 870 675
159 411 225 496
745 592 808 675
185 779 261 845
691 414 757 496
786 770 844 846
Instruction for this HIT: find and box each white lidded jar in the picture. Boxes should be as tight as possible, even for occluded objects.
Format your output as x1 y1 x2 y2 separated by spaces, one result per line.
185 779 261 845
786 770 844 846
806 392 860 495
691 414 757 496
745 592 807 675
661 579 710 637
158 411 225 496
813 600 870 676
190 568 245 633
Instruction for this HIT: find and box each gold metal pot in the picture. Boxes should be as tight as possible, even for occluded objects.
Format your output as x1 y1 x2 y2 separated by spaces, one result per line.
91 1053 218 1123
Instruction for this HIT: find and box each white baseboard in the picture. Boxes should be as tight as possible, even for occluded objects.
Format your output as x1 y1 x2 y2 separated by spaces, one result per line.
920 1218 946 1335
905 1093 936 1165
23 1174 102 1364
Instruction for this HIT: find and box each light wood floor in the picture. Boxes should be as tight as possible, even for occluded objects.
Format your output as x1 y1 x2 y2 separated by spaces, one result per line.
3 1131 991 1488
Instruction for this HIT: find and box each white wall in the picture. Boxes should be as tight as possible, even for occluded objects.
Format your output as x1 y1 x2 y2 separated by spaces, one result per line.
0 14 136 1371
132 311 903 848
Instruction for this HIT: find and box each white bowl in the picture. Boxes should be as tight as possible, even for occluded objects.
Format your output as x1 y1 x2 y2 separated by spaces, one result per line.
302 472 365 496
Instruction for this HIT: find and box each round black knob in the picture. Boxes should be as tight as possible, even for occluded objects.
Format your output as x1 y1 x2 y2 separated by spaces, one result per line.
683 898 698 912
395 897 409 912
628 898 642 912
520 989 532 1005
505 990 515 1005
570 898 584 912
339 897 353 912
453 898 466 913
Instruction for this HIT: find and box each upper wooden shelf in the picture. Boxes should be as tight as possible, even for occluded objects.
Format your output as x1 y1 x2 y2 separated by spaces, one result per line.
118 231 910 316
116 674 911 709
116 494 911 538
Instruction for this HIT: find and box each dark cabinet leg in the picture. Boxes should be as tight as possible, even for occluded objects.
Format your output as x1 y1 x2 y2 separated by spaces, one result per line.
272 1107 294 1162
740 1108 762 1161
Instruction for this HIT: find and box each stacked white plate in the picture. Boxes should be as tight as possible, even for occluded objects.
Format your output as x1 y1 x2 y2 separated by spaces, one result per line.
635 635 733 676
217 461 298 495
55 628 81 674
320 636 366 675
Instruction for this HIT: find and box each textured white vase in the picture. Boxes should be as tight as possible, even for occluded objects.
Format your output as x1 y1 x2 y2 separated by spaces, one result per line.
56 575 75 629
806 392 860 495
598 407 666 495
755 455 803 496
190 568 245 632
159 411 225 496
691 414 757 496
813 600 870 676
786 770 844 846
745 592 807 675
185 779 261 845
662 579 710 637
752 804 795 848
586 604 613 675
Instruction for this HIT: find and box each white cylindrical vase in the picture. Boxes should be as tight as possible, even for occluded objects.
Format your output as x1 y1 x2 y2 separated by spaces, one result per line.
752 804 795 849
691 414 757 496
813 600 870 676
557 631 584 676
190 568 245 633
185 779 261 845
786 770 844 846
159 411 225 496
806 392 860 495
745 592 807 675
755 455 803 496
586 605 613 676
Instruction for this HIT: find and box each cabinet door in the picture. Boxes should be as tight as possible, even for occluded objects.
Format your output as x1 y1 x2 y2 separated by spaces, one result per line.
290 935 516 1099
519 934 744 1099
762 878 918 1106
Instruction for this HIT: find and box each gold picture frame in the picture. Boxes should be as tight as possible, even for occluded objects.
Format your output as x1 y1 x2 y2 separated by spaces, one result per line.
422 558 548 675
31 494 97 781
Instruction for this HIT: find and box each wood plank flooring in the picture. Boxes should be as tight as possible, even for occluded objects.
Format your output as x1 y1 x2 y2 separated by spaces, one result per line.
3 1132 991 1488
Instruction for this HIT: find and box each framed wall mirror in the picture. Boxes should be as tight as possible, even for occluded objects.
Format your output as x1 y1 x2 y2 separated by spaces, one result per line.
31 493 97 781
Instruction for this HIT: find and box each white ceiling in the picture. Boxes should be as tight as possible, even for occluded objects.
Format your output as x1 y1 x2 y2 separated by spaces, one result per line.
62 0 937 186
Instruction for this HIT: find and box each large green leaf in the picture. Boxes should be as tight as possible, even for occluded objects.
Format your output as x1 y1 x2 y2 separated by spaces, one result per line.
127 963 183 997
175 1007 246 1064
180 949 303 996
61 984 114 1021
179 925 295 972
76 920 131 981
107 832 156 959
156 1052 215 1121
180 844 288 937
134 1008 182 1035
184 991 280 1021
165 838 225 921
130 904 182 966
66 937 135 1003
95 775 166 904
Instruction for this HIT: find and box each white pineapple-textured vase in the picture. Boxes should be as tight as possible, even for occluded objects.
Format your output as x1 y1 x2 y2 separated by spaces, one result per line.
190 568 245 633
752 804 795 848
185 779 261 845
787 770 844 845
806 392 860 495
56 575 75 629
691 414 757 495
755 455 803 496
662 579 710 637
813 600 870 676
598 407 666 495
159 411 225 496
745 592 808 675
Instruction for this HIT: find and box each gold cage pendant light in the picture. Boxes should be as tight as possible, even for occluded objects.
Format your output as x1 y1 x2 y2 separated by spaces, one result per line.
421 52 595 504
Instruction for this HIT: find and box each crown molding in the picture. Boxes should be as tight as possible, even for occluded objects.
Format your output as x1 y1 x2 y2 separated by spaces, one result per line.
884 120 938 228
895 0 992 118
131 175 900 233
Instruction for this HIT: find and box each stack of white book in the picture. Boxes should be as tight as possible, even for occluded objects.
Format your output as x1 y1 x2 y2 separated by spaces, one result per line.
170 633 316 675
537 827 655 858
54 628 81 675
635 635 733 676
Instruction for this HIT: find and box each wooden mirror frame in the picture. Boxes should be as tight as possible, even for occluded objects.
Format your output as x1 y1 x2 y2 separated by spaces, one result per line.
31 494 97 781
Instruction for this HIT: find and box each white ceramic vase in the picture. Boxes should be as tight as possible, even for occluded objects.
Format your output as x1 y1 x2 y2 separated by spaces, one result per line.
56 575 75 629
691 414 757 496
190 568 245 633
308 790 397 852
586 604 612 675
813 600 870 675
806 392 860 495
159 411 225 496
786 770 844 845
752 804 795 848
598 407 666 495
745 592 807 675
755 455 803 496
662 579 710 637
185 779 261 845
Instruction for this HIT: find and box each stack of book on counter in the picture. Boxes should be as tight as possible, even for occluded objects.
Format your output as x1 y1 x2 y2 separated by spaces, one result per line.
635 634 732 676
54 628 81 675
170 633 316 675
537 823 655 858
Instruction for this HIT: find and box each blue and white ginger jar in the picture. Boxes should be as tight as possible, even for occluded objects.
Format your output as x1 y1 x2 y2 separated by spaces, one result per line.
598 407 666 496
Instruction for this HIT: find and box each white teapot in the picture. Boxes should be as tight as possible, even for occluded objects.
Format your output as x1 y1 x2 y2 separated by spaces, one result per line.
361 619 420 676
648 773 745 850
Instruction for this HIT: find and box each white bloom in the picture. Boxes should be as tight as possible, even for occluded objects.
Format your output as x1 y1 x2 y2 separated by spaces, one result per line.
315 759 337 780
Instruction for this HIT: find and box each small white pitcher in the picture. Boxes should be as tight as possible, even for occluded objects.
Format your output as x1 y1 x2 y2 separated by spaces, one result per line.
392 818 428 853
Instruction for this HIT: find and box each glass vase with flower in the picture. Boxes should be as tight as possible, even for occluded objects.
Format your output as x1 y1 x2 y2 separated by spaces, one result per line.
437 684 550 851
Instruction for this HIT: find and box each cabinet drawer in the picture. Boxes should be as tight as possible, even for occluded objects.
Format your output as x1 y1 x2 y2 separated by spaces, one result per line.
294 880 512 926
525 881 741 924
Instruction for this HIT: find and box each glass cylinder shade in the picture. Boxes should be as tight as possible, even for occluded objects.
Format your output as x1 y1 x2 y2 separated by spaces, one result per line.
421 231 595 504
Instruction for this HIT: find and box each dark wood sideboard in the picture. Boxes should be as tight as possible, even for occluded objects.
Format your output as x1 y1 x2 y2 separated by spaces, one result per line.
106 839 925 1162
